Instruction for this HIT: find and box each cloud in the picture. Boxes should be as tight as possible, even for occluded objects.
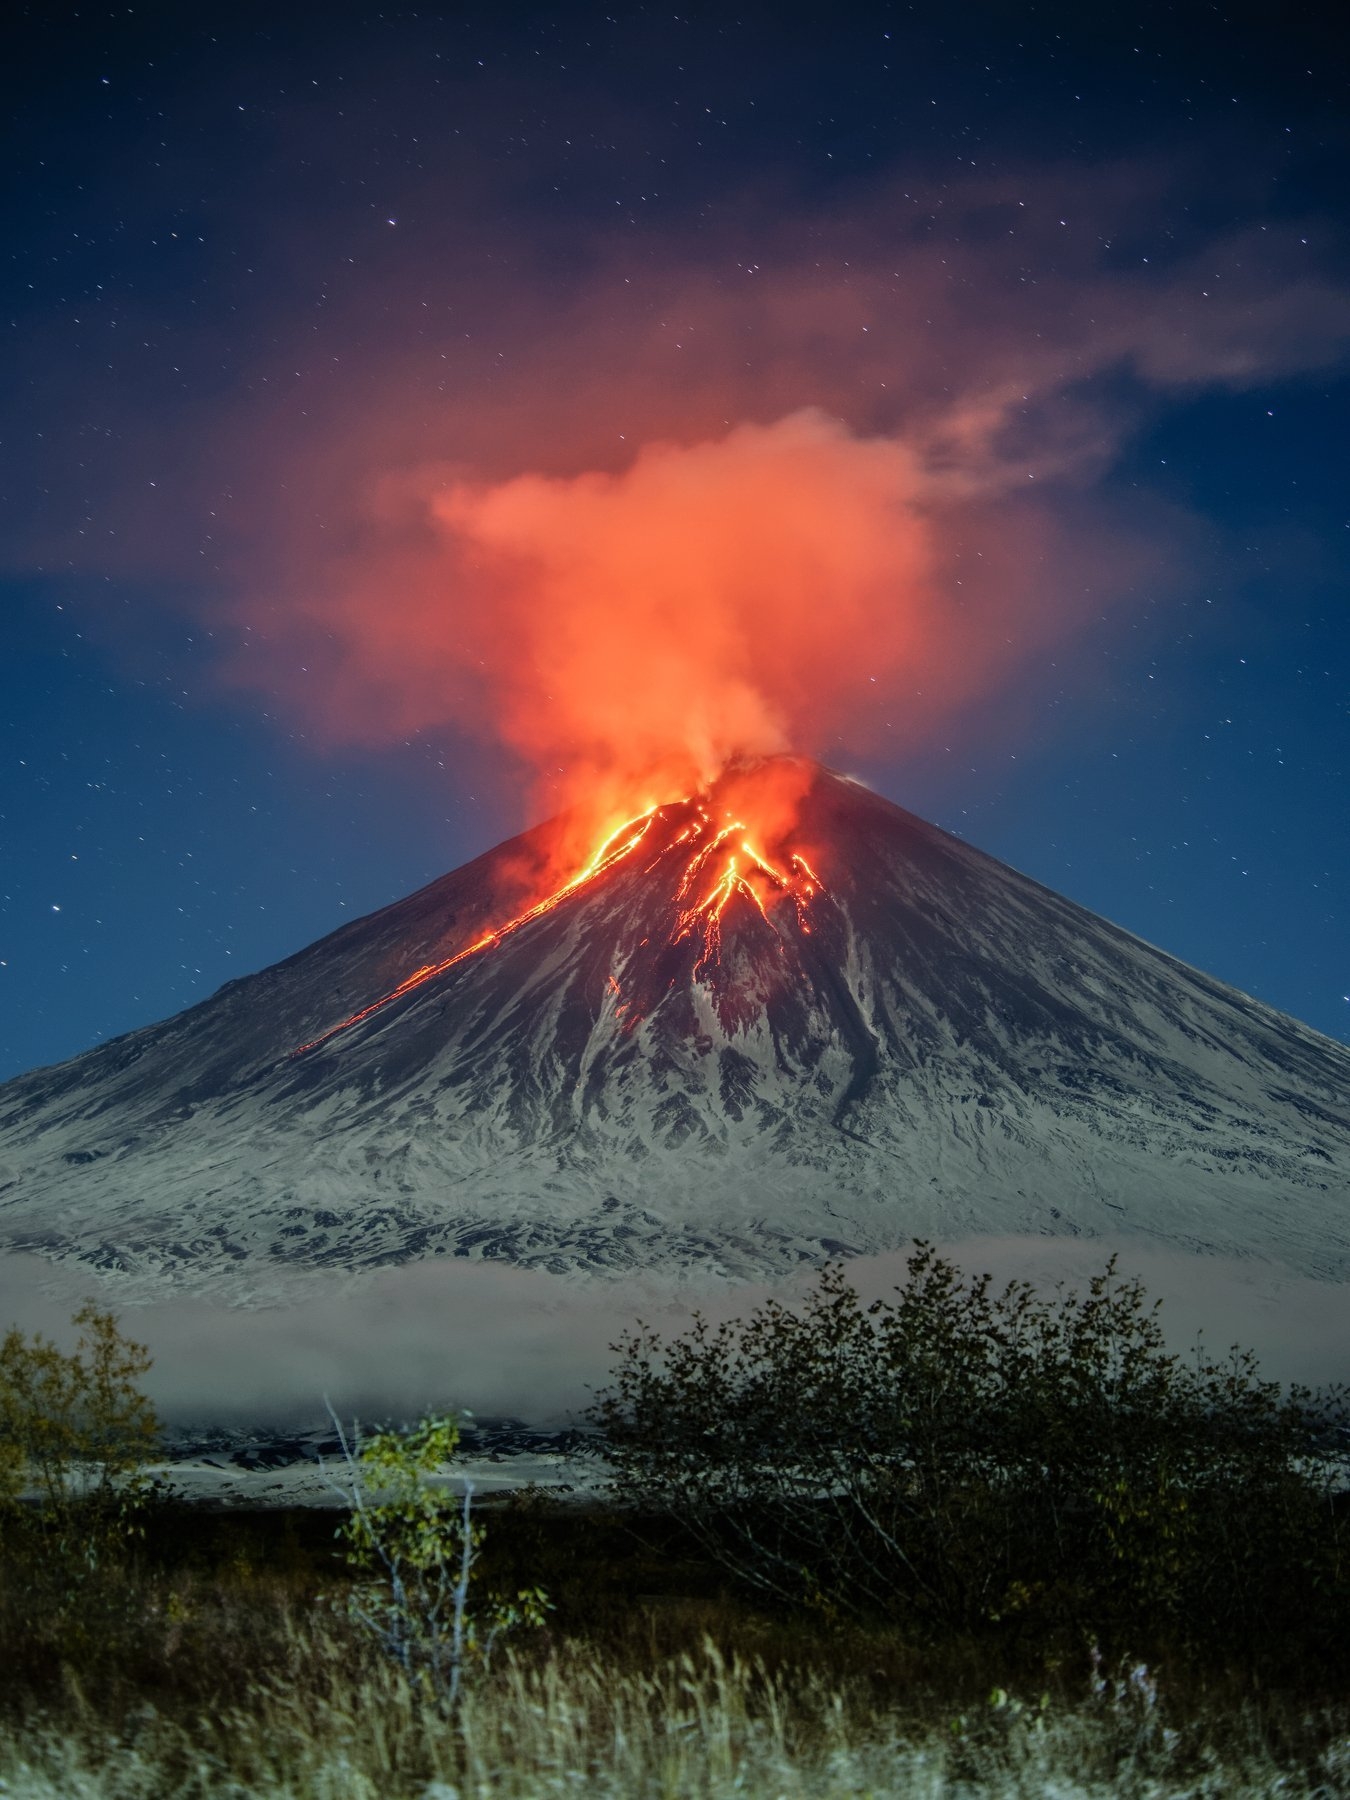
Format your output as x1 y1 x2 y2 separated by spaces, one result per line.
2 1238 1345 1430
187 170 1346 828
271 407 1085 829
8 156 1344 830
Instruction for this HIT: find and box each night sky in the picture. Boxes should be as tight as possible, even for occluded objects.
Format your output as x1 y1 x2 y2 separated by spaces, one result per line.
2 1 1348 1085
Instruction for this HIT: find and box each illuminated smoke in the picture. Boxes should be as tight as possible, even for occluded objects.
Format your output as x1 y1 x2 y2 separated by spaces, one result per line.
428 409 931 792
297 406 1069 854
190 180 1349 865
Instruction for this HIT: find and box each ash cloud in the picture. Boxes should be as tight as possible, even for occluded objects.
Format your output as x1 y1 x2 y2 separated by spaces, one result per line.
216 176 1350 822
8 140 1347 826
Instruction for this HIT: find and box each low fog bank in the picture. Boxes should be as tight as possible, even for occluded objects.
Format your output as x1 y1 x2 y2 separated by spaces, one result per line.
1 1239 1347 1431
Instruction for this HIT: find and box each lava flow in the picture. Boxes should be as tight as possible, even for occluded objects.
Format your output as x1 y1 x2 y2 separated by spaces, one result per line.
291 808 662 1056
671 810 822 977
292 774 826 1057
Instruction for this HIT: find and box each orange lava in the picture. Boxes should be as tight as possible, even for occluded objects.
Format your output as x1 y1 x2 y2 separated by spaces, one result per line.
291 807 662 1056
291 770 826 1057
671 811 822 977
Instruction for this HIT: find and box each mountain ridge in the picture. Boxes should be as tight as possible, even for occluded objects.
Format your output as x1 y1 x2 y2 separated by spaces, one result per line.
1 759 1346 1298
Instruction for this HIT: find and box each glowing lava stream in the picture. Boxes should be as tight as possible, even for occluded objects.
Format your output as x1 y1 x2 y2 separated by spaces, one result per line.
292 801 825 1057
291 809 661 1056
672 811 823 977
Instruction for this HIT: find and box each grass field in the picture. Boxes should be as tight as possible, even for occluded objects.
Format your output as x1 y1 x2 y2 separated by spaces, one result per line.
1 1503 1347 1799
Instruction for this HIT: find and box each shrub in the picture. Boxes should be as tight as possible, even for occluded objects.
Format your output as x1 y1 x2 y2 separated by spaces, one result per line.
591 1247 1349 1647
0 1302 159 1577
325 1408 549 1704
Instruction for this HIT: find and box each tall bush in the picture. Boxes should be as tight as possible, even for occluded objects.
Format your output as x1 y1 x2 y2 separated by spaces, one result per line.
592 1247 1348 1644
0 1302 159 1575
326 1409 549 1705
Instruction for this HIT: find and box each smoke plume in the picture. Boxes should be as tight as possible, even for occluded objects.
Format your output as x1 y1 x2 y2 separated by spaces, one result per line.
200 176 1348 839
304 408 1074 827
9 154 1346 841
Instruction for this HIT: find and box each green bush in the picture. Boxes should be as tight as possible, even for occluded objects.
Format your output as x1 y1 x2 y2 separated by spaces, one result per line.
591 1247 1349 1647
326 1409 549 1705
0 1302 160 1576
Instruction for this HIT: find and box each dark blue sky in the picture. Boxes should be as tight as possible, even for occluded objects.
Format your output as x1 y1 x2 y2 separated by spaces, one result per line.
2 1 1347 1081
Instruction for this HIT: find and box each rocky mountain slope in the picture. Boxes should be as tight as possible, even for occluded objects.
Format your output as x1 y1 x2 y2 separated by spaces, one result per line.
1 759 1346 1297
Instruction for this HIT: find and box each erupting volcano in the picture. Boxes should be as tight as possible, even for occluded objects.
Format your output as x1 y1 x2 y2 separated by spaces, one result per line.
294 769 828 1057
1 757 1347 1298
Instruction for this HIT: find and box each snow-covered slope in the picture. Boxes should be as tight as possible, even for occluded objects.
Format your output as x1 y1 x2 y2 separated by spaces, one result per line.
1 760 1346 1297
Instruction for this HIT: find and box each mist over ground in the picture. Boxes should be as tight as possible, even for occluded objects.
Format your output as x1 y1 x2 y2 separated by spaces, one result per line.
2 1240 1346 1430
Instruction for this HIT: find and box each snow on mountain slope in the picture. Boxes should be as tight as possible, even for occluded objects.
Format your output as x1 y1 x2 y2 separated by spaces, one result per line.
0 759 1346 1298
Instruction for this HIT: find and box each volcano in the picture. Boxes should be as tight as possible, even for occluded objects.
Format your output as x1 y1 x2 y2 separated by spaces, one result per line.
1 757 1347 1297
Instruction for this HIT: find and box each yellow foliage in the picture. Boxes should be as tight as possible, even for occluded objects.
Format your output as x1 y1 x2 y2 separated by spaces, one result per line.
0 1302 159 1570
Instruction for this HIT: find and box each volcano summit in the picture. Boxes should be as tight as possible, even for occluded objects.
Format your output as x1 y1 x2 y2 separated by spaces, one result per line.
1 759 1347 1296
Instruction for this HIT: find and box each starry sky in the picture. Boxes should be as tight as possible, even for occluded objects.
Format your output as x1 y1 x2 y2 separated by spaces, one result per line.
2 0 1348 1083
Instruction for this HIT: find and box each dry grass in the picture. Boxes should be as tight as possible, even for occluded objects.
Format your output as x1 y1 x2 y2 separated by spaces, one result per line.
1 1599 1347 1799
0 1504 1346 1799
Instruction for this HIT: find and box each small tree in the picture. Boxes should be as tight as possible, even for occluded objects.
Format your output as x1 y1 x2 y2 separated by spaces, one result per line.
325 1407 549 1705
0 1302 159 1575
591 1247 1349 1644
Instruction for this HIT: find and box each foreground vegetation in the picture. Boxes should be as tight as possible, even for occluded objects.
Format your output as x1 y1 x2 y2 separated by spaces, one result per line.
2 1258 1348 1795
595 1249 1350 1650
2 1515 1350 1798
